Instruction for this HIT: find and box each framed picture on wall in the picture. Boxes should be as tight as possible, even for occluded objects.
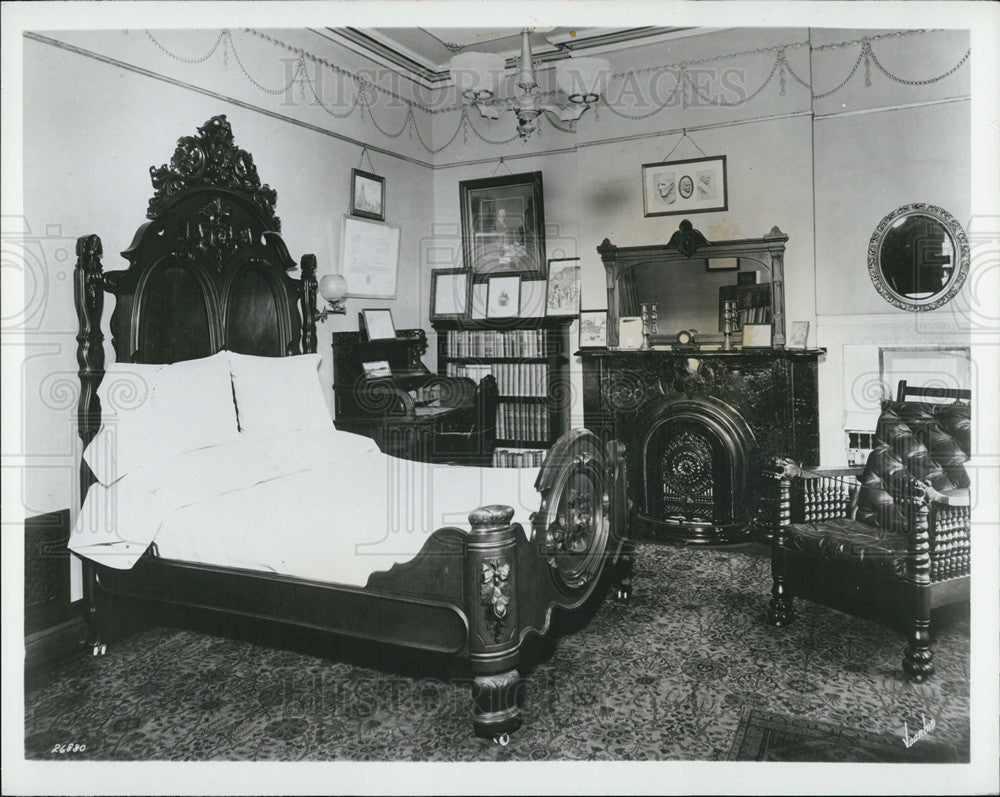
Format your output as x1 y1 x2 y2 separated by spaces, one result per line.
642 155 728 217
350 168 385 221
340 216 400 300
429 268 470 321
459 171 546 277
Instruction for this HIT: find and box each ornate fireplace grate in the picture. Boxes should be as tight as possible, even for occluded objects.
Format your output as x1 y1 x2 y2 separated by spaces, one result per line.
661 428 716 524
636 396 756 543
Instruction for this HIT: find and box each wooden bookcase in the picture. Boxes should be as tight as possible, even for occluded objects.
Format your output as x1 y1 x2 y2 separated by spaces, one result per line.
432 318 573 454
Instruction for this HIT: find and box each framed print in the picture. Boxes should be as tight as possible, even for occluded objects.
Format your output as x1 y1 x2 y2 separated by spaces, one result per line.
360 308 396 341
642 155 728 217
741 323 772 348
430 268 469 321
362 360 392 379
545 257 581 316
485 274 521 319
350 168 385 221
340 216 400 300
579 310 608 349
459 171 546 277
787 321 810 349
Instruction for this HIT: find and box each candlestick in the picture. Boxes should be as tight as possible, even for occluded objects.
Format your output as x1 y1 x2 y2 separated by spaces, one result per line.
722 299 738 351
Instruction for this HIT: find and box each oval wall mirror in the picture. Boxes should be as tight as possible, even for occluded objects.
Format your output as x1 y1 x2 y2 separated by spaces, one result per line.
868 203 970 312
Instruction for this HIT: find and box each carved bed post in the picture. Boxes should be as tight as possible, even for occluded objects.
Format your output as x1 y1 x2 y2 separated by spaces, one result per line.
465 504 522 743
75 234 105 503
75 234 106 654
765 458 795 626
299 254 318 355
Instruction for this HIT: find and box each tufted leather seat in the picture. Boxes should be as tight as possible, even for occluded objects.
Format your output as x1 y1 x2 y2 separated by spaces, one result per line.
764 398 971 681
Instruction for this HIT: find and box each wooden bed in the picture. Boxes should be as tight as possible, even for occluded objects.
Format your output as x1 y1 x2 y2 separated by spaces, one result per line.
73 116 632 743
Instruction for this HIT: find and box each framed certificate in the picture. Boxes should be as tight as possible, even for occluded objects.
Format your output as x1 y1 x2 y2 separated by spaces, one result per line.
340 216 400 300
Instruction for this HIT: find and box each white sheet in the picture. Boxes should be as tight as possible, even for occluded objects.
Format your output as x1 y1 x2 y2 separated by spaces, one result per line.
70 427 541 587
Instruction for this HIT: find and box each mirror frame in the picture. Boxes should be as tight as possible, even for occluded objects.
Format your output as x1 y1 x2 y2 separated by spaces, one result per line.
867 203 970 312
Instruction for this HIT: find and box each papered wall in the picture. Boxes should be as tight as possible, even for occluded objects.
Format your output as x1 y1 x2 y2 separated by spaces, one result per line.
16 25 973 516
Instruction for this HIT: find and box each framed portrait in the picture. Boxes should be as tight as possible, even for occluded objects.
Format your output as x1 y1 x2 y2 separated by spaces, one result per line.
340 216 400 300
430 269 470 321
642 155 728 217
545 257 581 316
579 310 608 349
459 171 546 277
485 274 521 319
350 168 385 221
360 308 396 341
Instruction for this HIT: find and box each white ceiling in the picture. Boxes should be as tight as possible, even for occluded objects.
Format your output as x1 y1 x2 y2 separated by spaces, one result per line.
321 26 695 86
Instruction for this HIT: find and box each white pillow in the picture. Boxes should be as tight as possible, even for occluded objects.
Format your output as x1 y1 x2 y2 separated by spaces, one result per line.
227 351 331 435
83 351 240 485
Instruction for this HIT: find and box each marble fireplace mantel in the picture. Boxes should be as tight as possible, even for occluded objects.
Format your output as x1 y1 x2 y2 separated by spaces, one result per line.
578 347 825 544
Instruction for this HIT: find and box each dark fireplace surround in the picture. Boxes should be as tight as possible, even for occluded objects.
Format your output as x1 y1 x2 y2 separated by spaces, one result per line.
581 222 824 544
581 349 822 543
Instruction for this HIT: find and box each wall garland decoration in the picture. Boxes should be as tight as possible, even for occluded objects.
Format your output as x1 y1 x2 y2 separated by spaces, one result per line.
143 28 971 153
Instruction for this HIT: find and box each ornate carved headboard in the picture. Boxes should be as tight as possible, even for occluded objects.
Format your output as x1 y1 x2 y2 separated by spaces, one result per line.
74 115 318 497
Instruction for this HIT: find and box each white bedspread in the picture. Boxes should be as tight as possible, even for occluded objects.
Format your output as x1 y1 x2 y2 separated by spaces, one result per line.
69 427 541 587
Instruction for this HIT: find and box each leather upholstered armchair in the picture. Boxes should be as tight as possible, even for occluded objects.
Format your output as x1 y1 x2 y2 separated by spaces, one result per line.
763 399 971 680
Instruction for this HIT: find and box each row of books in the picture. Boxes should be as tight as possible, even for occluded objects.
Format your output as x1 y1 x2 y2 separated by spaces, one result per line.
737 306 772 326
445 329 548 358
719 283 772 330
492 448 547 468
497 402 550 442
445 362 549 397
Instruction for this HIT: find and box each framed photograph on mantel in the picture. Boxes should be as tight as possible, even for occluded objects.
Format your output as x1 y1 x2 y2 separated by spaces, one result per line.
460 171 546 277
642 155 728 217
579 310 608 349
350 168 385 221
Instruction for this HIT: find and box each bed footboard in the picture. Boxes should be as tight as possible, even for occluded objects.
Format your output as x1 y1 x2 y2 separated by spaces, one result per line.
463 430 630 742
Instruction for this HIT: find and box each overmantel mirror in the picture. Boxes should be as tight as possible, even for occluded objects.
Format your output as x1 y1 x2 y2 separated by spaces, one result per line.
868 203 970 312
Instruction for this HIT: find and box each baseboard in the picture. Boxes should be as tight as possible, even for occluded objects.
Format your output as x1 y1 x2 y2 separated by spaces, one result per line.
25 609 88 673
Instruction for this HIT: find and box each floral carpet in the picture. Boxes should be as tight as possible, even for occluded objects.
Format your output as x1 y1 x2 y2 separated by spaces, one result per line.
24 543 969 761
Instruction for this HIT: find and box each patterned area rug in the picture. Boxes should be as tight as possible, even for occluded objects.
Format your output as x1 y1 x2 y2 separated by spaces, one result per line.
24 543 969 761
728 707 967 762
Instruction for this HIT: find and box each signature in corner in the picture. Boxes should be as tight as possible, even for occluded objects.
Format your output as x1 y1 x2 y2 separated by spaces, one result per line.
901 713 936 748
